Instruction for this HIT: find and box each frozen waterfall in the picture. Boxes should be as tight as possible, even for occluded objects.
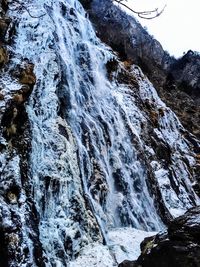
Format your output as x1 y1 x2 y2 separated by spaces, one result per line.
1 0 198 266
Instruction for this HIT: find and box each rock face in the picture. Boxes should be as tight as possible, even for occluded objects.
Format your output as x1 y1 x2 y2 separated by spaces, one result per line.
170 51 200 95
86 0 200 140
119 206 200 267
88 0 172 77
0 3 44 267
87 0 200 94
161 51 200 140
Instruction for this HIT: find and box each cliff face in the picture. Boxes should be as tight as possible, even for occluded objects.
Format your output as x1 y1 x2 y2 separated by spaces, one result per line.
84 0 200 140
87 0 171 77
0 3 44 267
161 51 200 141
0 0 200 266
170 51 200 95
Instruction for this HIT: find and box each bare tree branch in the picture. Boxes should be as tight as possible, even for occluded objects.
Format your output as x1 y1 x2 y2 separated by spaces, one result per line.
113 0 166 19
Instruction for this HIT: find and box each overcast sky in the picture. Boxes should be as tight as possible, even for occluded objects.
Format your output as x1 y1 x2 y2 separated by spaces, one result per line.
124 0 200 58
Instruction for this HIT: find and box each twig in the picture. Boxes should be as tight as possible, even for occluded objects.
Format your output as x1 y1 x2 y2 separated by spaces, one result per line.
113 0 166 19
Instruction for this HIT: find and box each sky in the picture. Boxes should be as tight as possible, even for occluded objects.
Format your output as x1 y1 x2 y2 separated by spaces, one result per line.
122 0 200 58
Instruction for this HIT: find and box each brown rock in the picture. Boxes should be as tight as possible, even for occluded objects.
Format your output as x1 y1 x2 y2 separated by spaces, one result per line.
149 110 159 127
0 17 10 40
7 191 18 204
158 108 165 117
1 0 8 12
0 46 8 67
20 84 32 94
123 60 134 70
106 58 118 79
6 124 17 137
13 93 24 104
0 93 4 100
19 63 36 85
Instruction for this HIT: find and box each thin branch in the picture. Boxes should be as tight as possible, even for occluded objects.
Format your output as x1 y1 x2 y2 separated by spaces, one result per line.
113 0 166 19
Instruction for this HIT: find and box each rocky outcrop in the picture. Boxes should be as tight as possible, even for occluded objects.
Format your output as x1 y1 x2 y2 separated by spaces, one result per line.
0 46 8 67
0 1 9 69
119 206 200 267
0 17 10 40
170 50 200 95
160 50 200 139
0 0 16 45
0 57 43 266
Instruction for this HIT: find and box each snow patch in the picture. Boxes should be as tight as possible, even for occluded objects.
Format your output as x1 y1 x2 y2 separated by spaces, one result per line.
108 227 157 264
69 243 116 267
69 228 157 267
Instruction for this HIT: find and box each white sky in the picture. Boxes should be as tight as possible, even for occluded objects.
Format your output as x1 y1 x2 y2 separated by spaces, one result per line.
124 0 200 57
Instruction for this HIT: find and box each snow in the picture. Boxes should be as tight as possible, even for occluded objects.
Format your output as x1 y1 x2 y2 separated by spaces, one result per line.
108 227 157 264
131 66 200 217
69 227 157 267
69 243 116 267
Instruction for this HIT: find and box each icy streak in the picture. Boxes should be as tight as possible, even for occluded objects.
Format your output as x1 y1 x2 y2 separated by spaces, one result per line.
9 0 199 265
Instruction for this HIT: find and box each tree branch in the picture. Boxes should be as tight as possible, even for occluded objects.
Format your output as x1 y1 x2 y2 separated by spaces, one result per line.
113 0 166 19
